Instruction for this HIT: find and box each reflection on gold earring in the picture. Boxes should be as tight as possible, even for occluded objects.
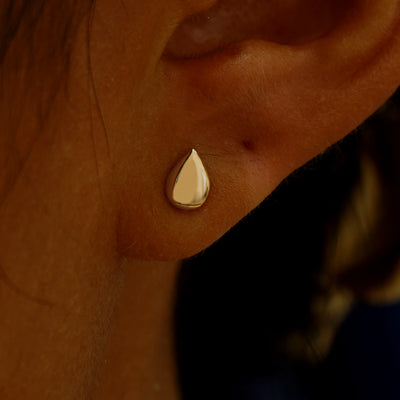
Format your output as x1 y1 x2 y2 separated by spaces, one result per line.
166 149 210 210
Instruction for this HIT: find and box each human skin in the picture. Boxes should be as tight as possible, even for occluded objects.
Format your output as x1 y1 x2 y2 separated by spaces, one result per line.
0 0 400 399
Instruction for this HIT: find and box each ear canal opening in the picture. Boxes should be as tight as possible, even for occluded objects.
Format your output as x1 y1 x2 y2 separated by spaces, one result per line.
165 0 357 59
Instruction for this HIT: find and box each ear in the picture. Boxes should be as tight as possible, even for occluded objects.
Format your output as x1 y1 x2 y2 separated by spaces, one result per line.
115 0 400 259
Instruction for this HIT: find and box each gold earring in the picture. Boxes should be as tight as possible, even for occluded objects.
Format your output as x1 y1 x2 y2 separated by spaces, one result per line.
166 149 210 210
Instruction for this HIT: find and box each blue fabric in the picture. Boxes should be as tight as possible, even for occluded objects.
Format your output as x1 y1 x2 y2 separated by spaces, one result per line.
233 372 308 400
327 301 400 400
238 301 400 399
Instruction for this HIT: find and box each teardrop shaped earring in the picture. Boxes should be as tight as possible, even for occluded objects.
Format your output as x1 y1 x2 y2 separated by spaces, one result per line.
166 149 210 210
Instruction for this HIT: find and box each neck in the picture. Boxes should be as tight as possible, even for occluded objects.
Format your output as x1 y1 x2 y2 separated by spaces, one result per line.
95 259 181 400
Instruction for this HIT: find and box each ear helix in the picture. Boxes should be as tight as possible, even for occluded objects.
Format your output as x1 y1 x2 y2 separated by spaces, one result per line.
166 149 210 210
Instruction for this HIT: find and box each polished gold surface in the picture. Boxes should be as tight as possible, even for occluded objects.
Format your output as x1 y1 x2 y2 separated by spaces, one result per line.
166 149 210 210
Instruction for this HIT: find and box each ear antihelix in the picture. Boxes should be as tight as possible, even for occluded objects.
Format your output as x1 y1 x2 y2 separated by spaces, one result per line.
166 149 210 210
165 0 354 59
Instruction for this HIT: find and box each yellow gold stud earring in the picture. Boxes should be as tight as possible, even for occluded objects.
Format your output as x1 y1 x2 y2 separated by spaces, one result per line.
166 149 210 210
